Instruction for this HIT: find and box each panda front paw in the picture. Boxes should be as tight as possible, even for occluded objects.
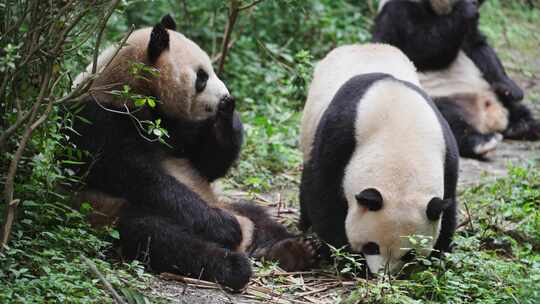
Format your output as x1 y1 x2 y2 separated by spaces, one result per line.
493 81 524 104
217 95 236 121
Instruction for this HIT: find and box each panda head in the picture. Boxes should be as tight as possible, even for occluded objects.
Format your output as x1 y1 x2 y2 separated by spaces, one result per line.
95 15 230 121
145 15 230 120
344 187 450 274
449 92 509 133
475 92 509 133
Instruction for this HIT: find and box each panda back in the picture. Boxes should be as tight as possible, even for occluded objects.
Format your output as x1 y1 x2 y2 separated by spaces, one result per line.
300 44 419 161
342 76 447 206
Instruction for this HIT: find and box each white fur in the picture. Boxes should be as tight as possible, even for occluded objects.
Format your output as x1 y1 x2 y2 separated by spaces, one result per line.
420 51 509 132
343 79 445 274
300 44 419 162
419 51 491 98
74 28 229 121
302 43 445 274
73 45 118 88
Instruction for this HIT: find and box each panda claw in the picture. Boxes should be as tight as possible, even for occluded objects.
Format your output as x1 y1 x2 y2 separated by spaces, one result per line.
257 236 321 271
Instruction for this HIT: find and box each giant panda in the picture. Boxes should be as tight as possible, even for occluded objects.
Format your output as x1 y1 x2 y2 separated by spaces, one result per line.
299 44 459 274
373 0 540 149
69 15 317 291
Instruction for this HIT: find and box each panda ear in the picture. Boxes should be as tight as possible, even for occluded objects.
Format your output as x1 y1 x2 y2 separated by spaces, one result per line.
426 197 451 221
355 188 383 211
148 22 170 64
160 14 177 31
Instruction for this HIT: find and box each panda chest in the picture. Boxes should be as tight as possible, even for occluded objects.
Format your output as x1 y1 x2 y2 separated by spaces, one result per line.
162 158 219 205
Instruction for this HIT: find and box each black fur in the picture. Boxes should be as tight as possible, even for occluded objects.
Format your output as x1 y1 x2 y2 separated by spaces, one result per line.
372 0 479 71
70 19 320 288
71 95 249 285
299 73 459 258
426 198 451 221
434 96 502 160
71 92 320 289
147 23 170 64
355 188 383 211
372 0 540 142
462 29 523 104
160 14 177 31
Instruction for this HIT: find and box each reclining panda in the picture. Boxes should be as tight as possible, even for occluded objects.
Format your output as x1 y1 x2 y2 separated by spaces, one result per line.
70 15 317 290
299 44 459 275
373 0 540 159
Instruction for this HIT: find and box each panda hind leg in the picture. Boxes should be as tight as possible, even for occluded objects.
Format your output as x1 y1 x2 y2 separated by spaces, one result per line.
118 207 252 291
230 202 320 271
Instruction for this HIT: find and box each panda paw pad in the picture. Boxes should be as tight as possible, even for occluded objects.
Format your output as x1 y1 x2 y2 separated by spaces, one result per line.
259 236 321 271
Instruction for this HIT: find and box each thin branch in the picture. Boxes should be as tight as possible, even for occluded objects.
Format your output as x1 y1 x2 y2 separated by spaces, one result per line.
1 68 53 249
217 0 240 76
92 0 122 74
238 0 266 11
81 255 127 304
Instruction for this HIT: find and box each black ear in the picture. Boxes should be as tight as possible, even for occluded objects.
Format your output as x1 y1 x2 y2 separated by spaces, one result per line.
160 14 177 31
148 23 170 64
426 198 451 221
355 188 383 211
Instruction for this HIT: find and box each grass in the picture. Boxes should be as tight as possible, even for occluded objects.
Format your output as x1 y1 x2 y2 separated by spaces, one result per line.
1 0 539 303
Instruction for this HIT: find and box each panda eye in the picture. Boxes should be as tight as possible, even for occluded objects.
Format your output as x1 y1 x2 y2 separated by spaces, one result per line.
195 68 208 93
362 242 380 255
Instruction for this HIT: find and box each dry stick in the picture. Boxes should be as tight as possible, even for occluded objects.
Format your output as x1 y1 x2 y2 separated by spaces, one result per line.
216 0 266 75
1 69 52 249
217 0 240 76
81 255 127 304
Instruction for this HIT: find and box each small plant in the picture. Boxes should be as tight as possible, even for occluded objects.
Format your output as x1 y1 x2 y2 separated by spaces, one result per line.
328 244 366 278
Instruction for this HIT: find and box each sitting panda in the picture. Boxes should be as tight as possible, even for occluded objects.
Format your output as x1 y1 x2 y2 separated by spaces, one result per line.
70 15 317 291
299 44 459 274
373 0 540 154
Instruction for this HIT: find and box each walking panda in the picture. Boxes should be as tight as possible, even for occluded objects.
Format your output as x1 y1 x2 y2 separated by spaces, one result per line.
299 44 459 274
373 0 540 155
70 15 317 290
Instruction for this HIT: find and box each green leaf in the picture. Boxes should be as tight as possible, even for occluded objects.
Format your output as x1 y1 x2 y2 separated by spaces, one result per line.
109 229 120 240
147 98 156 108
134 99 146 107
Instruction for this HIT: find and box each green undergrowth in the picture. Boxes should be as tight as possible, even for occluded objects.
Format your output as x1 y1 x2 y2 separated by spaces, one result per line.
1 0 539 303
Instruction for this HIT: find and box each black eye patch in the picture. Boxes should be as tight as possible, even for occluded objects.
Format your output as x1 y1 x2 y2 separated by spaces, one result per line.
362 242 380 255
195 68 208 93
401 249 416 263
